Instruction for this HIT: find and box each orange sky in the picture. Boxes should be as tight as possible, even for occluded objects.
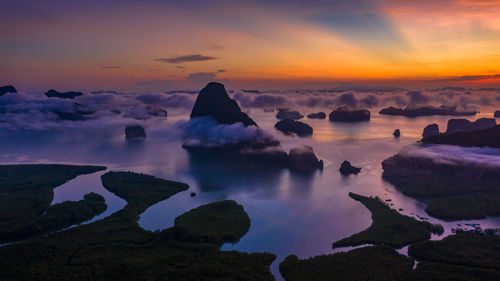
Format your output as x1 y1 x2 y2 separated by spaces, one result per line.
1 0 500 91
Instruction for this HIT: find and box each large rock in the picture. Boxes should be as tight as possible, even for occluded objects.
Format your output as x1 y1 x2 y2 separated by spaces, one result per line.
190 82 256 127
307 112 326 119
288 145 323 173
379 106 477 117
329 107 370 122
422 124 440 138
274 119 313 137
44 89 83 99
445 118 496 135
339 161 361 175
393 129 401 137
276 108 303 120
422 124 500 148
125 125 146 141
0 85 17 97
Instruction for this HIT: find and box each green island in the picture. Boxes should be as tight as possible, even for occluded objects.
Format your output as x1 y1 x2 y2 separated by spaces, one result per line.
280 194 500 281
0 170 275 281
280 246 414 281
0 164 107 243
332 193 443 249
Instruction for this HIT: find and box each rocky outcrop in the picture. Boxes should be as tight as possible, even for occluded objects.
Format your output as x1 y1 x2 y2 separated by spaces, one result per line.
288 146 323 173
274 119 313 137
44 89 83 99
190 82 256 127
307 112 326 119
379 106 477 117
422 125 500 148
339 161 361 175
329 107 370 122
276 109 304 120
125 125 146 141
422 124 439 138
393 129 401 137
0 85 17 97
445 118 496 135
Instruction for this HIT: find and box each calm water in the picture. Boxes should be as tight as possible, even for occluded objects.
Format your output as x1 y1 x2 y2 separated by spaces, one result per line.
2 108 500 280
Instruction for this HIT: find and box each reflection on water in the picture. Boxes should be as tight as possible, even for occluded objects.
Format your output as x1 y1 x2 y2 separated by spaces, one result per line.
1 109 500 280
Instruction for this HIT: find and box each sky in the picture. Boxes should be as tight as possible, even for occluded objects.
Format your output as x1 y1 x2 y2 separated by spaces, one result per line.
1 0 500 92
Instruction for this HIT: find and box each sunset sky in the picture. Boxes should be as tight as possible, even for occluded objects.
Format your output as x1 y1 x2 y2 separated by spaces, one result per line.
2 0 500 91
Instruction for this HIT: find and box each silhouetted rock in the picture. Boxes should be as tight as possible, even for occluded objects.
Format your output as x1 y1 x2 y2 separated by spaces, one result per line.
495 111 500 118
379 106 476 117
190 192 196 197
274 119 313 137
422 125 500 148
288 146 323 173
276 108 304 120
445 118 496 135
44 89 83 99
422 124 440 138
329 107 370 122
307 112 326 119
393 129 401 137
0 85 17 97
190 82 257 127
125 125 146 141
339 161 361 175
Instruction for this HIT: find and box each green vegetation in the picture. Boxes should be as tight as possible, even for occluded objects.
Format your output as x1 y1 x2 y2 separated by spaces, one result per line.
407 233 500 280
174 200 251 244
0 164 106 243
0 192 106 242
332 193 443 249
280 246 414 281
0 171 275 281
426 192 500 220
101 171 188 214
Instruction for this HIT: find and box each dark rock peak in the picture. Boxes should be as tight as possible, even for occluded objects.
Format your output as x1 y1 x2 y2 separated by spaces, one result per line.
329 107 370 122
276 108 304 120
422 123 440 138
393 129 401 137
339 160 361 175
0 85 17 97
307 112 326 119
125 125 146 141
288 145 323 173
495 111 500 118
44 89 83 99
274 119 313 137
190 82 257 127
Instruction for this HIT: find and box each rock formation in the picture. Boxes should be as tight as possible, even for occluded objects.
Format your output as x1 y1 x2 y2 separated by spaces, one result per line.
422 124 440 138
190 82 256 127
274 119 313 137
393 129 401 137
339 161 361 175
288 146 323 173
329 107 370 122
422 125 500 148
444 118 496 135
125 125 146 141
0 85 17 97
307 112 326 119
276 109 304 120
495 111 500 118
44 89 83 99
379 106 477 117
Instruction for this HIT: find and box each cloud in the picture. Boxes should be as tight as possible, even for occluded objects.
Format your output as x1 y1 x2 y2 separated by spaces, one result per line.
406 90 429 106
233 92 289 108
154 54 217 64
136 92 196 109
426 74 500 82
100 65 122 69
